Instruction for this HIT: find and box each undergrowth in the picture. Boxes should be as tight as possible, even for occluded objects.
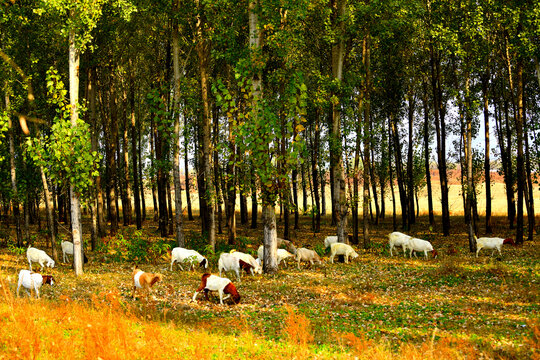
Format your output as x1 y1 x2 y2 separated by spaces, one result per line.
0 281 497 360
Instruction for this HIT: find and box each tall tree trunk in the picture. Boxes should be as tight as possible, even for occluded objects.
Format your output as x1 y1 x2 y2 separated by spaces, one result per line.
23 197 30 243
167 178 174 235
109 89 119 235
129 72 142 230
329 158 336 226
481 73 492 234
379 129 386 220
406 91 416 227
390 114 408 231
138 128 146 221
89 67 106 239
5 90 22 248
311 114 321 233
250 0 277 272
281 126 290 240
69 28 83 275
430 44 450 235
226 111 237 244
262 203 278 273
292 117 300 230
150 117 159 222
515 59 525 244
330 0 348 244
388 119 397 231
87 68 98 248
155 102 169 237
361 35 371 247
503 35 518 230
40 167 57 261
301 162 308 213
464 71 475 252
352 120 359 245
320 167 326 216
421 86 435 226
308 155 316 231
251 168 258 228
184 115 194 221
122 91 132 226
172 12 185 246
240 186 248 224
213 107 223 235
368 117 380 225
494 97 514 228
524 110 535 241
196 0 215 249
292 164 300 230
504 100 516 227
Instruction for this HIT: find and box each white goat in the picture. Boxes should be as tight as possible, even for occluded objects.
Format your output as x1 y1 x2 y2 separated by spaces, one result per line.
277 249 294 268
329 243 359 264
170 247 208 271
474 236 515 257
324 236 338 249
218 253 253 281
295 248 322 269
324 235 353 249
388 232 412 256
405 238 438 259
230 251 262 275
192 273 240 305
61 241 88 263
17 270 54 299
257 245 294 268
26 247 55 271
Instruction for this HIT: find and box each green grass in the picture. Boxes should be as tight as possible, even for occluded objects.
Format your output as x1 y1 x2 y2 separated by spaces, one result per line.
0 215 538 359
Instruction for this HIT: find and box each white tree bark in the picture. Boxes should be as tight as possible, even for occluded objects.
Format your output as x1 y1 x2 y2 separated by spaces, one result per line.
69 28 83 276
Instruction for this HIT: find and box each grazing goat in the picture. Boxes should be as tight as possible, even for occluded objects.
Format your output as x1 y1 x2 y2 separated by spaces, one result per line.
295 248 322 269
324 235 353 248
324 236 338 249
16 269 54 299
192 273 240 305
277 249 294 268
388 232 412 256
218 253 253 281
26 246 55 271
276 238 297 255
330 243 359 263
170 247 208 271
132 266 162 300
257 246 294 268
61 241 88 264
230 251 262 275
405 238 438 259
474 236 515 257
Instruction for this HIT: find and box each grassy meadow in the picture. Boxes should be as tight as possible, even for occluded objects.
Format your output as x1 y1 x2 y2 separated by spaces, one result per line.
0 211 539 359
0 180 539 359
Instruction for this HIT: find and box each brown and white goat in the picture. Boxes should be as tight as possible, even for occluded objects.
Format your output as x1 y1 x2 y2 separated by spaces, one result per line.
192 273 240 305
132 266 162 300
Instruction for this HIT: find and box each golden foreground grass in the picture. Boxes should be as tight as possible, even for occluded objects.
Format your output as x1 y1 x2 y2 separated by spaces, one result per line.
0 214 539 359
0 288 497 360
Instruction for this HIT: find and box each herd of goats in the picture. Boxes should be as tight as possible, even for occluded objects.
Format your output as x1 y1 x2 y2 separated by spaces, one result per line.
15 232 515 304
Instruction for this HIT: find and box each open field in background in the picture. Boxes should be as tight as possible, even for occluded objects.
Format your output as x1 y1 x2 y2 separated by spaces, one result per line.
170 172 540 219
0 210 538 359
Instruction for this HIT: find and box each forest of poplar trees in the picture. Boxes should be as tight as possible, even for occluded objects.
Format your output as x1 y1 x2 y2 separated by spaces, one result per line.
0 0 538 275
